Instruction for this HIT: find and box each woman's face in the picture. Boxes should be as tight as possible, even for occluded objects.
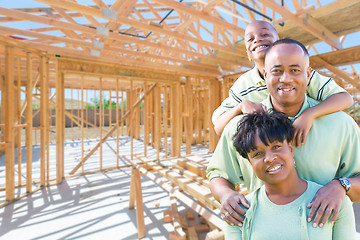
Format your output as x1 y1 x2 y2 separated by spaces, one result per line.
247 135 295 185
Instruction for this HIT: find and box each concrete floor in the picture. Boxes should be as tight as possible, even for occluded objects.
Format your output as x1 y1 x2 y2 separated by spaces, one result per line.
0 136 359 239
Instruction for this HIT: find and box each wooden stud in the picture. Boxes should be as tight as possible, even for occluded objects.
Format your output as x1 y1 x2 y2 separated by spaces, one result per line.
99 77 103 170
81 74 84 173
5 46 15 201
26 52 33 192
133 167 146 238
185 76 193 154
40 56 47 186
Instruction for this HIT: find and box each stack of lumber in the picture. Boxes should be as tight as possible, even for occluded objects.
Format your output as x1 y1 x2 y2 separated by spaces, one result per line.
124 153 248 239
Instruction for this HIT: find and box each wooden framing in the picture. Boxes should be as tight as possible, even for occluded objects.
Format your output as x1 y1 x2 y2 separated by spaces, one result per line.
0 1 359 230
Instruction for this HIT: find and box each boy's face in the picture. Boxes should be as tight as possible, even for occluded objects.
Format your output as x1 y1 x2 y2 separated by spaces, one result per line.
245 21 279 63
247 135 295 185
264 43 311 109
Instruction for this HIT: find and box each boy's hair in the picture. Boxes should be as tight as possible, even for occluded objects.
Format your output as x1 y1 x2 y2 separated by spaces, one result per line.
267 38 309 56
233 111 294 159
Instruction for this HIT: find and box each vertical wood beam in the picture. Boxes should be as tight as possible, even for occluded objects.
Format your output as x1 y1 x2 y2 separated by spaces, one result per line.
116 79 120 167
5 46 15 201
26 52 33 192
154 84 161 159
99 77 103 170
185 77 193 155
56 62 65 183
209 79 220 152
81 75 84 173
16 57 22 187
40 56 47 186
144 83 148 157
129 167 146 238
171 80 181 157
130 80 134 160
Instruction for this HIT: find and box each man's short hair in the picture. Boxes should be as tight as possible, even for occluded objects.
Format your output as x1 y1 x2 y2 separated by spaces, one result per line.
267 38 309 56
233 111 294 159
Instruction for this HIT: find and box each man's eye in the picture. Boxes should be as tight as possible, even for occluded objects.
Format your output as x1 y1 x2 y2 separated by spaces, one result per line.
271 69 281 74
291 69 300 73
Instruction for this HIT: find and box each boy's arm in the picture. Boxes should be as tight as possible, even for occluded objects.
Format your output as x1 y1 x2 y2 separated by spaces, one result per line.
293 92 353 147
214 101 266 135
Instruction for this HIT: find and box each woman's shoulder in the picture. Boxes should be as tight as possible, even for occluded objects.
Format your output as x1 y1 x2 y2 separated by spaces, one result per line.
305 180 323 194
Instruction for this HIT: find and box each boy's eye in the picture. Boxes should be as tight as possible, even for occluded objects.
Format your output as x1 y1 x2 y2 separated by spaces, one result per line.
247 37 254 42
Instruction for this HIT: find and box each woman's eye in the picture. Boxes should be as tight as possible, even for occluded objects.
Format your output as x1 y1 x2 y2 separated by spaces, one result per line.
273 145 281 150
253 151 263 158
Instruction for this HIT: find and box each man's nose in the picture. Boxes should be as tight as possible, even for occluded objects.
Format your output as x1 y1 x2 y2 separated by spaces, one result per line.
279 71 292 82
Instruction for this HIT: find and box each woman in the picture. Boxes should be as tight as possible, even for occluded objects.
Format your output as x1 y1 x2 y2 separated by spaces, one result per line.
226 111 356 239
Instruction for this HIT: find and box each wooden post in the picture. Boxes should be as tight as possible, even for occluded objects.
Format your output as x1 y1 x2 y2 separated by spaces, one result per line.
56 61 65 183
171 81 181 157
185 76 193 155
45 58 50 185
81 75 84 173
154 84 161 159
209 79 220 152
5 46 15 201
130 80 133 160
144 83 148 157
16 56 22 187
26 52 33 192
116 79 119 167
99 77 103 170
40 56 47 186
129 167 146 238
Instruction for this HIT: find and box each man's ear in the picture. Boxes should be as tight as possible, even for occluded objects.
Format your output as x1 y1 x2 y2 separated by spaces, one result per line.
306 66 312 83
262 68 267 79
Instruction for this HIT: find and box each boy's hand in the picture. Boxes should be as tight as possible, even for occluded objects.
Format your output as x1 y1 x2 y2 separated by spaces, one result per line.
240 101 266 114
307 180 346 228
292 110 315 148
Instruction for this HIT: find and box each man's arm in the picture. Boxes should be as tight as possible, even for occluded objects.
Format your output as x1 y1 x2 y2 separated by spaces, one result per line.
209 177 249 226
293 92 353 147
307 174 360 228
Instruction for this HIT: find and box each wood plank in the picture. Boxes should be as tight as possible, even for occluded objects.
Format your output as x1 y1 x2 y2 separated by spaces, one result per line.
5 46 15 201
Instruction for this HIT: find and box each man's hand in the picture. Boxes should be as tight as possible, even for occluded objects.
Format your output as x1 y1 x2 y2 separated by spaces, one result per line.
240 101 266 115
292 109 315 148
307 180 346 227
220 192 249 227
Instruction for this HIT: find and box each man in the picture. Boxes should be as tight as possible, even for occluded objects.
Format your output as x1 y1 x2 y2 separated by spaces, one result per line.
207 39 360 232
212 21 353 148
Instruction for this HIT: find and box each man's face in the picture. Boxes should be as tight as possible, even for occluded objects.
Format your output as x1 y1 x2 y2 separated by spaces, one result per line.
264 43 311 108
245 21 278 62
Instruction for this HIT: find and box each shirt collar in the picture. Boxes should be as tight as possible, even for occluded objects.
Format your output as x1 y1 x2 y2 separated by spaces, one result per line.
262 94 311 121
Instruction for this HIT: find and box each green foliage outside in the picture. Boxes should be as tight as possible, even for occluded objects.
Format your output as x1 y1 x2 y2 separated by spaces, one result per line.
85 98 127 109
